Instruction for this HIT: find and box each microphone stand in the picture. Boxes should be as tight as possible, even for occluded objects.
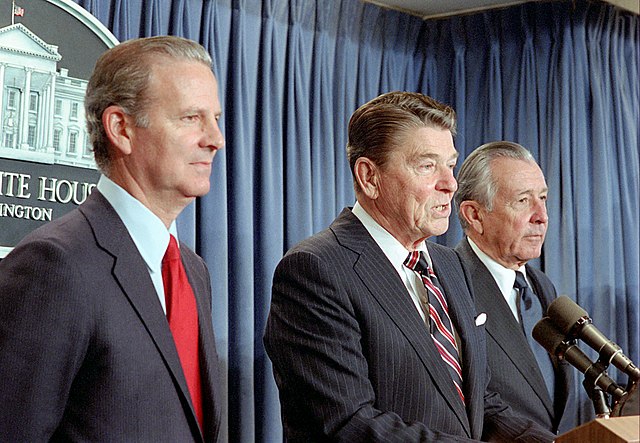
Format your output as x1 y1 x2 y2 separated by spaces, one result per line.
593 349 636 417
581 357 625 401
612 379 639 417
585 384 611 418
582 359 613 417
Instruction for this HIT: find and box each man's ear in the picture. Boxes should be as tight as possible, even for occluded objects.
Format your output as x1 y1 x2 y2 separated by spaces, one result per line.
459 200 484 235
354 157 380 199
102 105 134 156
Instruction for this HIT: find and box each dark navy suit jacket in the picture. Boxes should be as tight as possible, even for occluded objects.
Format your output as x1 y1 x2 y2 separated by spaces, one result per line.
0 190 221 442
455 237 575 435
265 208 555 442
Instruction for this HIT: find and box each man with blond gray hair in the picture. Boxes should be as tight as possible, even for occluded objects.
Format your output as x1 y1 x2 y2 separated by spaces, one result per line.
455 141 575 435
0 36 225 441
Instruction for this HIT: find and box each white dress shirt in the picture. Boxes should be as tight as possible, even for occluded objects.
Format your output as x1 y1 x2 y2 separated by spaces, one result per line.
467 237 529 322
97 175 178 314
352 202 432 322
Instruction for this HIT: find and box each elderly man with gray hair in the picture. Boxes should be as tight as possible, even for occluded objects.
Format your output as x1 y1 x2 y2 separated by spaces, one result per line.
454 141 575 435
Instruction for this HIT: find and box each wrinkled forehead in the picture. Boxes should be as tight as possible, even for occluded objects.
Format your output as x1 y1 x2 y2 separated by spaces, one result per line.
396 125 458 158
493 158 548 192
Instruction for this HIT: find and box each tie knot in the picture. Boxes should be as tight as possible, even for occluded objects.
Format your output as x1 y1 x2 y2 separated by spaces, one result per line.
163 235 181 263
513 271 528 290
514 271 533 309
403 251 431 275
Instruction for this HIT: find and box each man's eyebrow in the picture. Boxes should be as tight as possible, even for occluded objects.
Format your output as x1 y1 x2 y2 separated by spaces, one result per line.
413 151 459 161
514 186 549 196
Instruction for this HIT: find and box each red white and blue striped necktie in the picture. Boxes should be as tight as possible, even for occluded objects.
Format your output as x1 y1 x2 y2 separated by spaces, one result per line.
404 250 465 404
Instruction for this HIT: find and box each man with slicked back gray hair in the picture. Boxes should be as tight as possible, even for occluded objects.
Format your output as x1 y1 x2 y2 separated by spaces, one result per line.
454 141 575 436
265 93 556 442
0 36 225 441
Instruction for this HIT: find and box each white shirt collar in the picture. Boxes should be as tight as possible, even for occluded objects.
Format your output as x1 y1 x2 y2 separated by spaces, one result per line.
96 175 178 274
467 237 526 319
352 201 432 278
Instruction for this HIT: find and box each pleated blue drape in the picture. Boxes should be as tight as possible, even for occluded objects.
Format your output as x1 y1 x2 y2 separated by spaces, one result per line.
74 0 639 440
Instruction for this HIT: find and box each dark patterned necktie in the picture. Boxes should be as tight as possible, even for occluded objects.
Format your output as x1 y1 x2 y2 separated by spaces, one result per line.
404 251 465 404
514 271 555 400
162 235 203 429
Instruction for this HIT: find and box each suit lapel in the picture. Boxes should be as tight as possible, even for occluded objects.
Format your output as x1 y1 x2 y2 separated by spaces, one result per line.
79 191 201 437
181 247 222 441
427 243 484 436
331 209 471 433
526 265 573 426
458 239 554 416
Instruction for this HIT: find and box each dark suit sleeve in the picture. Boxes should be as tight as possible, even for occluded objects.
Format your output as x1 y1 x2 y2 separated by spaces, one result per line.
264 249 476 443
0 239 91 439
480 380 557 442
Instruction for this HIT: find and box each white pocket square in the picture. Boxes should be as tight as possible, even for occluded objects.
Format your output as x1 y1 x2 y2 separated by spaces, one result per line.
475 312 487 326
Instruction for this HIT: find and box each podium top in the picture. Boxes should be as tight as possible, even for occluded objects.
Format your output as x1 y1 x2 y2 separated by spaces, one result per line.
556 416 639 443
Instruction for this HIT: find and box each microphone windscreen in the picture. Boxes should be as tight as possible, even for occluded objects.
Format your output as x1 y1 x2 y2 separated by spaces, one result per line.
532 317 565 355
546 295 589 335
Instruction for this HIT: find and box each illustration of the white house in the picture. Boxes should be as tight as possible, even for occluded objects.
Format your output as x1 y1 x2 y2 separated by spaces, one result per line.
0 23 96 169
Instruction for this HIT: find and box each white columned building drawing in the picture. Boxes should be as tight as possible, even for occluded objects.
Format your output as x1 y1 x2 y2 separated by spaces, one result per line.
0 23 95 169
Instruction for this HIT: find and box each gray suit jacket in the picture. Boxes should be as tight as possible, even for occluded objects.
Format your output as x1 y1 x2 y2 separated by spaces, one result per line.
265 208 555 442
0 190 221 442
455 237 575 434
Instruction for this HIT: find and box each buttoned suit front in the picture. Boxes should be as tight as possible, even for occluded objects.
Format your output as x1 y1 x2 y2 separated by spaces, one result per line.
455 237 575 434
0 190 221 442
264 208 555 442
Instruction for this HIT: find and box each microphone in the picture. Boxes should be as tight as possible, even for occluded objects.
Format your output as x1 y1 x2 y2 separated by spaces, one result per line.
546 295 640 381
532 317 626 400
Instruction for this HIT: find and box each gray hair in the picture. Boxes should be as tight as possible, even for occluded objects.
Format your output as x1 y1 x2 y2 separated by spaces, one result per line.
85 35 213 173
455 141 535 231
346 91 456 193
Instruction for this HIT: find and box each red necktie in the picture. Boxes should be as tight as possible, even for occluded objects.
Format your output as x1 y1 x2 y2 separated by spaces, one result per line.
404 251 465 404
162 235 203 429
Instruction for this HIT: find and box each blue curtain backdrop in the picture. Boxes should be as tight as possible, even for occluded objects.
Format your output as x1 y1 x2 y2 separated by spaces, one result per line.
73 0 639 441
